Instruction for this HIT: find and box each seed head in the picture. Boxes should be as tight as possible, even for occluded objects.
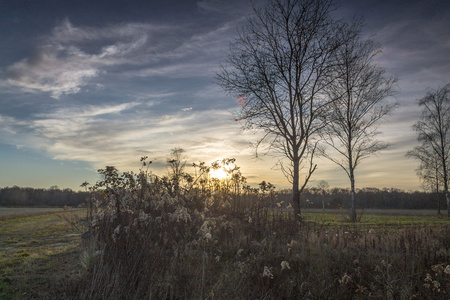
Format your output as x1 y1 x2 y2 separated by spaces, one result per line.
263 266 273 279
281 261 291 270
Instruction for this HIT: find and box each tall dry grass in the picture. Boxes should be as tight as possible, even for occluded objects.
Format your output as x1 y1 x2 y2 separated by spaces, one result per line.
70 158 449 299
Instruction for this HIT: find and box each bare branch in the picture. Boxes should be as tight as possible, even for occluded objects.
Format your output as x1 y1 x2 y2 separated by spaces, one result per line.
408 84 450 217
217 0 350 217
319 20 397 221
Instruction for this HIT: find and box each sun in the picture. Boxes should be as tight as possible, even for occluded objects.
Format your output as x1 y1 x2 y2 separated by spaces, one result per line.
210 167 228 180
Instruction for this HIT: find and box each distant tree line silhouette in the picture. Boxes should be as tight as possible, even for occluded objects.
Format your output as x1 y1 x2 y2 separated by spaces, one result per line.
0 185 446 211
0 186 89 207
275 187 445 211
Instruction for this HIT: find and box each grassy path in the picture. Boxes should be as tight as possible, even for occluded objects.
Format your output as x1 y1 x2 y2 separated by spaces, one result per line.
0 208 86 299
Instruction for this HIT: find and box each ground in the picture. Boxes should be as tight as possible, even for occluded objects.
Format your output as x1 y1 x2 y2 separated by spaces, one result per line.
0 208 86 299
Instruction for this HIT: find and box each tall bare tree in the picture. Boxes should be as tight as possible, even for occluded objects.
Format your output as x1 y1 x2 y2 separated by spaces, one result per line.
317 180 329 213
319 23 396 221
407 145 444 214
408 84 450 217
217 0 354 219
167 147 187 195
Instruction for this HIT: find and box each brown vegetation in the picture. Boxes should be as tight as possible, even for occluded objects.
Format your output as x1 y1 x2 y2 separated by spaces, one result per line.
68 157 449 299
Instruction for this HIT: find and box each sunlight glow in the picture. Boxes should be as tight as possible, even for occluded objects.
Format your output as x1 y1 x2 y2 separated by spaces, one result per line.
210 167 228 180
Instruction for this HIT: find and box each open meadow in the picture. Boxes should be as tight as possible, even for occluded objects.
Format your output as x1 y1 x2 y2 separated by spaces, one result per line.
0 207 448 299
0 208 86 299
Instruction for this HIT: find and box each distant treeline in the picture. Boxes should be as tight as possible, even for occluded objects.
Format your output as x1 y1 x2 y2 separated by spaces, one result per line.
0 186 89 207
0 185 446 211
276 187 446 211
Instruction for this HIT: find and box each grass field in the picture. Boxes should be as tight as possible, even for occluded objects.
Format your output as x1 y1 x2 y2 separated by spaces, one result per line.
303 208 441 216
0 207 448 299
0 207 67 221
0 207 86 299
0 207 64 213
300 209 449 228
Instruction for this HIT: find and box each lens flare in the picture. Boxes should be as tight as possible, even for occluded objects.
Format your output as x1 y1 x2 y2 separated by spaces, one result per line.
234 94 247 121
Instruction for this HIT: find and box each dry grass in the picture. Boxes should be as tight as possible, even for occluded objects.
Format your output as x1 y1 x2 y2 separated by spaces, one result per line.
63 159 450 299
0 207 64 221
72 185 449 299
0 208 86 299
1 204 449 299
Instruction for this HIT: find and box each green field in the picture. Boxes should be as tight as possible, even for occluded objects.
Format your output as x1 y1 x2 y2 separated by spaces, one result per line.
300 209 449 227
0 208 86 299
0 207 64 213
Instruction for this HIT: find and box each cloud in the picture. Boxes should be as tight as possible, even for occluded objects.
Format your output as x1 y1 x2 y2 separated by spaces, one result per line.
3 16 243 97
124 21 240 79
3 19 184 98
357 1 450 93
197 0 251 15
0 101 253 175
36 102 140 118
6 49 99 98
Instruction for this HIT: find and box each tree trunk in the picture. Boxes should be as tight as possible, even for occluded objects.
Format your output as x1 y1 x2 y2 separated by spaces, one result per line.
348 131 357 221
439 110 449 217
443 170 449 217
437 193 441 215
435 178 441 215
292 158 301 221
442 169 449 218
446 191 450 218
349 168 357 222
443 159 449 218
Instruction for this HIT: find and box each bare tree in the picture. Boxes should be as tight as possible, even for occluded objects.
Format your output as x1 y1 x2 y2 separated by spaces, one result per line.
408 84 450 217
319 23 396 222
167 147 187 195
317 180 329 212
407 146 444 214
217 0 354 219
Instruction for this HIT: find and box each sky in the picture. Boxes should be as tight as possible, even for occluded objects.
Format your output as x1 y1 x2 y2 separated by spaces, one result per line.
0 0 449 191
